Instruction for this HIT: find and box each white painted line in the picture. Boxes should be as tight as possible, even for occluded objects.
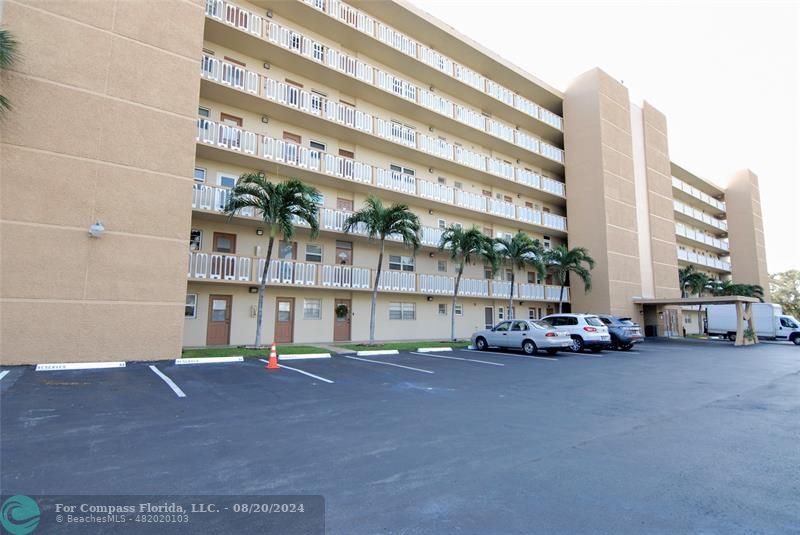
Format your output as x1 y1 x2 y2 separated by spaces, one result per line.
356 350 400 356
410 352 504 366
175 356 244 365
278 353 331 361
416 347 453 353
341 355 434 374
0 370 9 381
462 349 558 361
149 365 186 398
260 359 334 383
36 361 126 371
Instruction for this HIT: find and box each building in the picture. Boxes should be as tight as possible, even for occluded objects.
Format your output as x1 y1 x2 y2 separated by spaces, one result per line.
0 0 769 364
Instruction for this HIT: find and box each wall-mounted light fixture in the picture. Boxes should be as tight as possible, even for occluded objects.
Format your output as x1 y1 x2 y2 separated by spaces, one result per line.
249 287 259 294
263 62 271 70
426 296 433 302
88 220 105 238
428 209 433 215
256 228 264 236
428 252 435 258
261 116 269 124
265 9 273 18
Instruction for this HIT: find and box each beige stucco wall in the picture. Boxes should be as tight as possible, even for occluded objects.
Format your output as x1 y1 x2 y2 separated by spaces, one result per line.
725 169 770 298
0 0 206 364
563 68 641 317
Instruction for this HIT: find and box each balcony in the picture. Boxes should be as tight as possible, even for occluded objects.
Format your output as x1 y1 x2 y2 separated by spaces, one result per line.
195 118 569 234
282 0 565 139
202 4 566 161
671 177 726 214
673 200 728 234
675 223 729 252
676 248 731 272
187 253 570 301
199 57 567 197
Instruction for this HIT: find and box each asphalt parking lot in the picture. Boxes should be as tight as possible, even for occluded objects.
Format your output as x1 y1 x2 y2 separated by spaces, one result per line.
1 339 799 533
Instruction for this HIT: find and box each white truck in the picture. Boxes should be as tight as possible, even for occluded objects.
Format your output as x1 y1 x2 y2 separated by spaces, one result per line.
706 303 800 344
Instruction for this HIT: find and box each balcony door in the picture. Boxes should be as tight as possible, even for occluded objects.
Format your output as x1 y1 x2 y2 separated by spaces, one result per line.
206 295 232 346
275 297 295 343
333 299 351 342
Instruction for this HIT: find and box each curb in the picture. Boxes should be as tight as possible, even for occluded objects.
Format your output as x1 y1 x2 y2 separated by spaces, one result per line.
356 350 399 356
36 361 127 371
175 356 244 365
467 345 476 350
278 353 332 361
416 347 453 353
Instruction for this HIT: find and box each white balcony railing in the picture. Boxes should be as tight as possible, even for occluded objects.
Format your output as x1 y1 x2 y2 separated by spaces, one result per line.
673 200 728 232
675 223 729 251
378 271 416 292
677 248 731 272
195 118 568 232
672 177 726 212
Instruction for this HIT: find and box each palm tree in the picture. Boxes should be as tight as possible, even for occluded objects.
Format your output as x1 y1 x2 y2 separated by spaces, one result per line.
1 29 19 113
546 245 595 313
344 196 420 344
710 279 765 301
679 265 698 298
493 233 546 319
684 270 712 335
438 225 492 341
224 172 320 348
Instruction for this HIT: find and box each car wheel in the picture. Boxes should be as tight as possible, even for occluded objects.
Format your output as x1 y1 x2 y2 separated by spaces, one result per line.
546 349 559 356
792 334 800 346
569 336 584 353
727 333 736 342
522 340 537 355
619 343 634 351
609 335 620 350
475 337 488 351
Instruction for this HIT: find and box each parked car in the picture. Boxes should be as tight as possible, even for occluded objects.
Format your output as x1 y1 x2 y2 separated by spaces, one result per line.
541 314 611 352
596 315 643 350
471 319 573 355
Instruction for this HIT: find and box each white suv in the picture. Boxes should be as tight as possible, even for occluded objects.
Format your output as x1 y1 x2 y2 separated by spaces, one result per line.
541 314 611 353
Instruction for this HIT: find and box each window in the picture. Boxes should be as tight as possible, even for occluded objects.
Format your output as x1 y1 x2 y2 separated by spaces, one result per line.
494 321 511 332
198 107 210 118
511 321 529 331
543 236 551 250
528 308 536 320
312 42 325 62
278 241 296 260
190 229 203 251
389 163 415 176
438 177 447 185
310 140 326 151
585 317 604 327
437 260 447 272
498 307 504 320
305 244 323 263
453 223 462 230
454 181 463 190
599 317 612 326
389 302 416 320
505 269 513 282
438 219 447 229
185 294 198 318
684 315 691 325
303 298 321 320
212 232 236 254
438 303 447 315
484 267 493 280
389 255 415 272
194 167 206 182
311 90 326 113
217 173 237 188
455 304 463 316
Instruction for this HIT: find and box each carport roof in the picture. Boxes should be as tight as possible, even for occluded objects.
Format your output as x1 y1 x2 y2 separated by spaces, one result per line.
633 296 761 306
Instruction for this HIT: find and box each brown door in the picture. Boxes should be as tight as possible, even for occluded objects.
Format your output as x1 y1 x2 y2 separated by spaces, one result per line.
336 198 354 212
335 240 353 265
283 131 302 144
207 295 232 345
338 149 354 159
220 113 243 126
334 299 351 341
275 297 295 343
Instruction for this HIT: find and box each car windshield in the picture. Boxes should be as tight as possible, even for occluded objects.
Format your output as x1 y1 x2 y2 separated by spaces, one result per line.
531 321 551 330
585 316 604 327
781 317 799 328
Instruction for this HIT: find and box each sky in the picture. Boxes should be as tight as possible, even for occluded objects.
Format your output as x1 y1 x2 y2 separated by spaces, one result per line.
408 0 799 273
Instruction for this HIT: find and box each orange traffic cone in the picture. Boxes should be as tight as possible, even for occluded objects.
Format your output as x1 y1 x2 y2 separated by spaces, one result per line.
266 342 279 369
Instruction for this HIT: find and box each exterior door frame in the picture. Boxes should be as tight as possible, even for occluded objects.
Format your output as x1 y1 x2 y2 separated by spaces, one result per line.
274 297 295 343
206 294 232 346
333 298 352 342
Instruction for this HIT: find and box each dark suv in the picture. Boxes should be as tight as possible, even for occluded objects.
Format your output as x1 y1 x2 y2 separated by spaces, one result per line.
596 315 643 351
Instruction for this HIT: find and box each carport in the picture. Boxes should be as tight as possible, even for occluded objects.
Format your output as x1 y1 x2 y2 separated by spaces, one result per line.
633 296 760 346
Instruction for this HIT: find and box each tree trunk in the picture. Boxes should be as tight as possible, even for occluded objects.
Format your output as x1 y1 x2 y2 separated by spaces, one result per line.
698 304 704 336
558 282 566 314
369 240 385 345
508 269 515 320
451 263 463 341
254 233 275 348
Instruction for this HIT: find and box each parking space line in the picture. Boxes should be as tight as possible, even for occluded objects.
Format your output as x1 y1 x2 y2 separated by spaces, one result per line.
410 352 504 366
148 365 186 398
462 349 558 361
0 370 9 381
341 355 434 374
259 360 334 384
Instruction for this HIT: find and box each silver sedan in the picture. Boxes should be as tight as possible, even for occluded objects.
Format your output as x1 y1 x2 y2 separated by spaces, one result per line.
471 319 573 355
